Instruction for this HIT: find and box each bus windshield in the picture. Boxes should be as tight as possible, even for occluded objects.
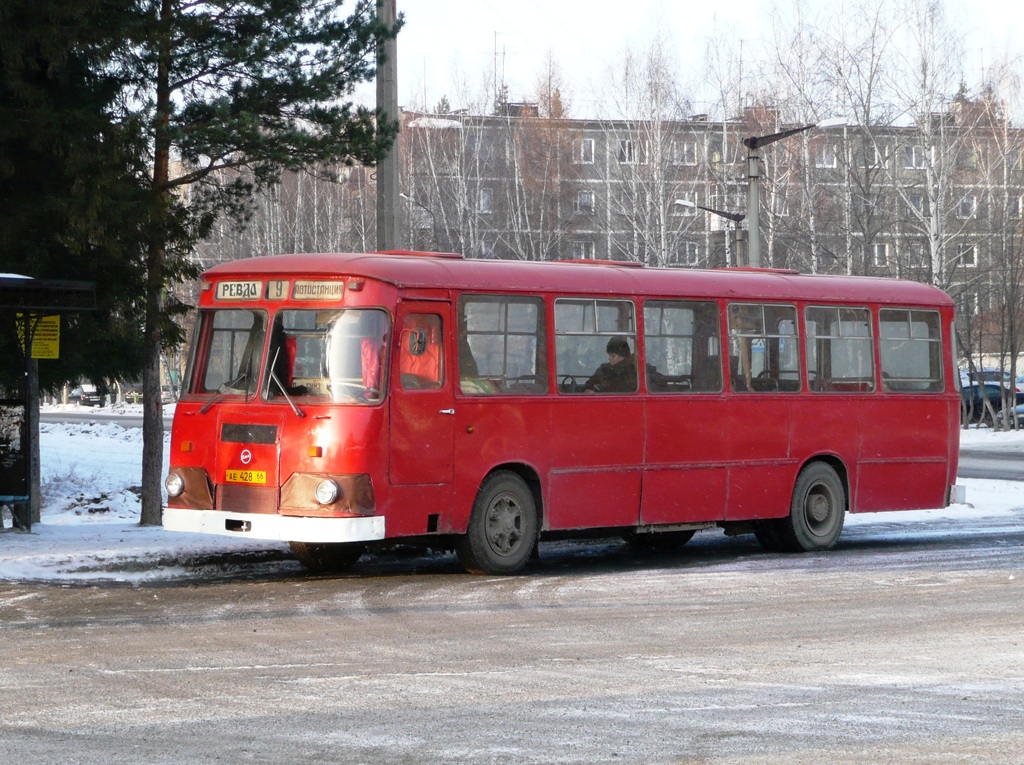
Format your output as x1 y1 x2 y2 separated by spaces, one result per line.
264 308 389 404
190 309 266 397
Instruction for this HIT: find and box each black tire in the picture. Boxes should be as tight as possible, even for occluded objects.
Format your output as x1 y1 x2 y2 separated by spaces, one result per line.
289 541 365 572
457 471 538 575
778 462 846 552
624 529 696 552
753 520 789 552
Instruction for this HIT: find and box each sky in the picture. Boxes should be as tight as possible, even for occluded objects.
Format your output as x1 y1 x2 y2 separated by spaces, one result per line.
378 0 1024 117
0 404 1021 583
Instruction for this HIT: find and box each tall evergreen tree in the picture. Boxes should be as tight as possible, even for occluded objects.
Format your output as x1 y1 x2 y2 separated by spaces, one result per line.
114 0 401 524
0 0 150 393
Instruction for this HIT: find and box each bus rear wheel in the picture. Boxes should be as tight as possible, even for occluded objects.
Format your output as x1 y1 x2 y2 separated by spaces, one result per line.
289 541 365 572
769 462 846 552
457 471 538 575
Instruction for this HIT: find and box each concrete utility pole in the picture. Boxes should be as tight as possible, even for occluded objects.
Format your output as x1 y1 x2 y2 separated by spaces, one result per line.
376 0 400 251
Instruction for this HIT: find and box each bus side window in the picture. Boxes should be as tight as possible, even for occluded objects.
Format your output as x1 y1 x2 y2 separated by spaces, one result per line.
457 295 547 396
642 300 722 393
805 306 875 393
879 309 943 392
727 303 800 393
400 314 444 390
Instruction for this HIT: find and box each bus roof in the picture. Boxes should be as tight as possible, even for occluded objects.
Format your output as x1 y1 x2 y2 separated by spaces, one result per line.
203 251 954 307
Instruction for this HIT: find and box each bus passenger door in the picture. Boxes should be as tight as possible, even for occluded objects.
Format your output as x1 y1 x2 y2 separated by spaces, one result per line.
388 303 455 495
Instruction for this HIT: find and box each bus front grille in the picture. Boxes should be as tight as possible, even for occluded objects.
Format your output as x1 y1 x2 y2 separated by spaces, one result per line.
217 484 279 514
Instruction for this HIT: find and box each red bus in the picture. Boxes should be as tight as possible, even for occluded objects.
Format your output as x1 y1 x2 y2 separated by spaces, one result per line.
163 251 964 574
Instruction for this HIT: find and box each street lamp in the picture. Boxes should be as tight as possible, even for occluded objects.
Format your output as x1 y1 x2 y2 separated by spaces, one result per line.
673 199 746 267
743 116 847 268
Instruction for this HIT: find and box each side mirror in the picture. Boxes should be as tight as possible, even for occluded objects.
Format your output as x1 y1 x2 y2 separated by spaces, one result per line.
406 328 428 356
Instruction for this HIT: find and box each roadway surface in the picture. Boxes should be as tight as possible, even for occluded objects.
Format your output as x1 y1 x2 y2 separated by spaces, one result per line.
957 447 1024 480
3 512 1023 765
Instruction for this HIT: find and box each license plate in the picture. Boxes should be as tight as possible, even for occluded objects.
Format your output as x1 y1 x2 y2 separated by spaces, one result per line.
225 469 267 485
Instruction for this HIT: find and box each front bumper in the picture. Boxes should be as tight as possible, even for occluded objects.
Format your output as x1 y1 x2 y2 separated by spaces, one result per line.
162 507 385 543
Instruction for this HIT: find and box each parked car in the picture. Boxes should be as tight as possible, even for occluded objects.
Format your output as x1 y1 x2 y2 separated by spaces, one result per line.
1006 403 1024 428
122 383 144 404
960 382 1024 423
962 367 1007 384
70 384 106 407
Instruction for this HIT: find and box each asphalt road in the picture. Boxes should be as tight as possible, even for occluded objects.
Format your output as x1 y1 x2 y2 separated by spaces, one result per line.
957 447 1024 480
3 514 1023 765
40 409 153 431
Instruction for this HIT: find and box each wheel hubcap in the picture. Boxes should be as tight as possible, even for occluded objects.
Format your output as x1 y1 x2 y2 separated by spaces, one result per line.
806 486 834 532
486 493 523 555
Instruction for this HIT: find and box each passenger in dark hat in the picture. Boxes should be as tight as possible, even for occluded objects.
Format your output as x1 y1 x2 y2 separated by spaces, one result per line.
583 336 637 393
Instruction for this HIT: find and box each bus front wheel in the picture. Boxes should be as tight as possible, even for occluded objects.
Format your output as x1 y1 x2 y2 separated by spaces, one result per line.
457 471 538 575
289 541 365 572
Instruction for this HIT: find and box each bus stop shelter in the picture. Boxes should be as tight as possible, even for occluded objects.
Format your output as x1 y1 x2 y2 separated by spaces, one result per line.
1 275 95 530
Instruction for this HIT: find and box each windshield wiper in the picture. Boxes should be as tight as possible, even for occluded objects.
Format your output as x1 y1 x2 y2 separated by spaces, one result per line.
268 347 305 418
199 361 255 415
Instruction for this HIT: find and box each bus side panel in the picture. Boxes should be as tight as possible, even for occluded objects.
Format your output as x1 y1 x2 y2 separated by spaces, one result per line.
449 398 551 534
856 396 953 511
788 396 862 510
641 397 729 524
722 397 795 520
545 399 644 530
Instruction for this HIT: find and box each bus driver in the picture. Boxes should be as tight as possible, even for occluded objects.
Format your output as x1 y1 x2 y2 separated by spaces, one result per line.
583 336 637 393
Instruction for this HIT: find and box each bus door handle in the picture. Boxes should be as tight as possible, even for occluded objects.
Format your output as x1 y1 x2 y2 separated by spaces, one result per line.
439 408 455 415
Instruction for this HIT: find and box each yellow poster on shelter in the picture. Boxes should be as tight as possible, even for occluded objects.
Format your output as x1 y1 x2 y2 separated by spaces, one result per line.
16 314 60 359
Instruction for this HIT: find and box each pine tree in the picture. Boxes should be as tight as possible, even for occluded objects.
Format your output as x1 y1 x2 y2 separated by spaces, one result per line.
0 0 149 394
114 0 402 524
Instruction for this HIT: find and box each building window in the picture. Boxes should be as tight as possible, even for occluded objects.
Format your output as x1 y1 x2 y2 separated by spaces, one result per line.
477 187 493 214
956 291 977 316
815 144 837 168
907 242 928 269
908 194 927 215
860 142 885 168
617 138 644 164
575 189 595 214
670 140 698 165
617 190 634 214
576 138 595 164
872 243 889 267
903 145 926 169
672 242 699 266
956 148 978 169
572 240 595 259
956 243 977 267
956 194 976 219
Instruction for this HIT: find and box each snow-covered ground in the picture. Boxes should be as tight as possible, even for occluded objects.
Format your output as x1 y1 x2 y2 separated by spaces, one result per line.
1 403 1022 583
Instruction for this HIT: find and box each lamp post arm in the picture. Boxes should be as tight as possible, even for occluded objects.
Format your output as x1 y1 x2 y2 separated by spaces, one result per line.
742 123 815 150
695 204 745 223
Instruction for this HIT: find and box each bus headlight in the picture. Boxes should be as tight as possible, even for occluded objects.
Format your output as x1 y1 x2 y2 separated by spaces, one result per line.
165 472 185 498
315 479 339 505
